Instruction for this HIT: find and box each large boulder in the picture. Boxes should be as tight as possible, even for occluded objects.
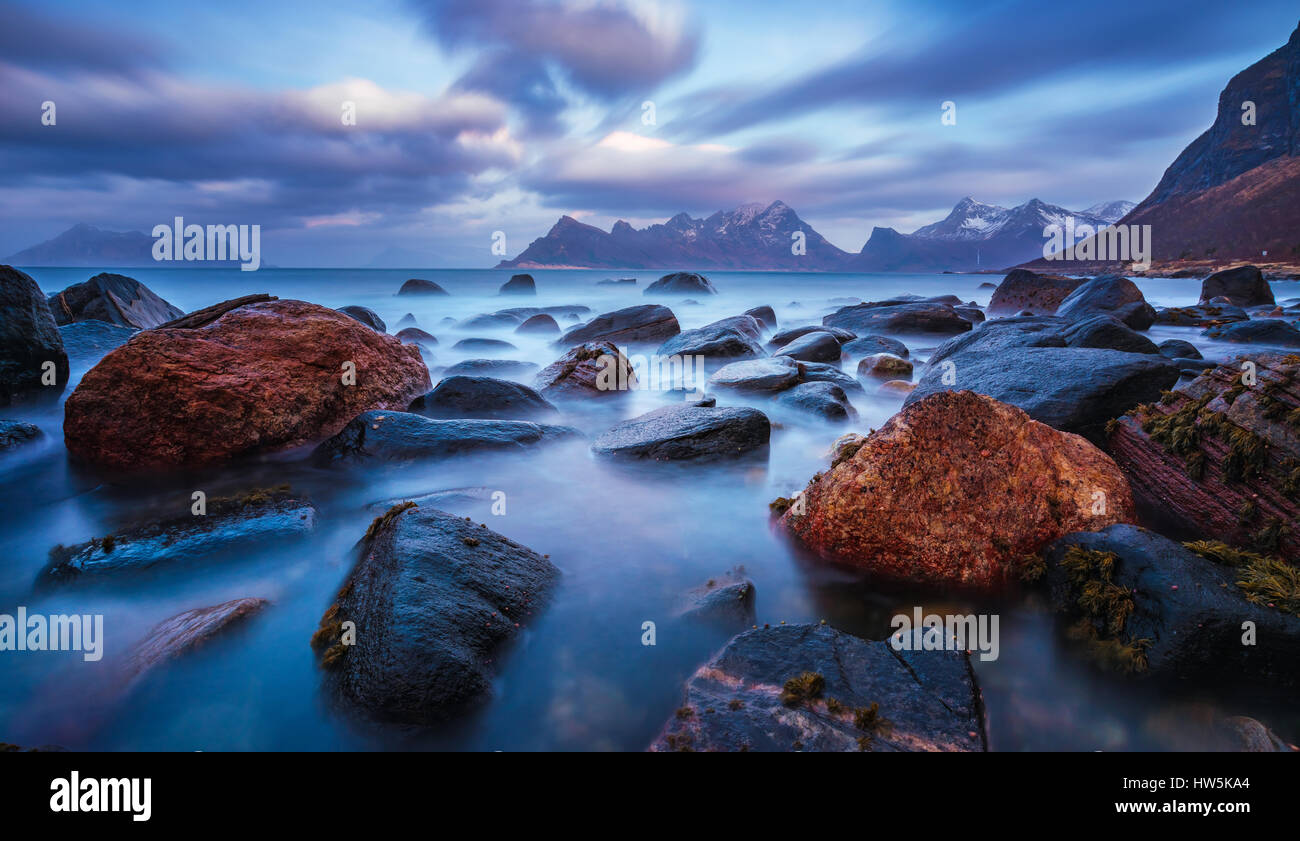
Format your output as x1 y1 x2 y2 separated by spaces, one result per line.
775 381 856 421
409 375 556 420
337 305 386 332
1055 274 1156 330
823 301 972 335
655 316 764 359
1105 353 1300 560
644 272 716 296
649 624 986 752
499 273 536 295
773 330 841 362
312 504 559 723
1202 319 1300 347
1 265 68 405
534 342 637 397
743 305 776 330
592 404 769 461
1042 525 1300 682
779 390 1136 591
396 278 448 296
63 298 430 470
1059 314 1159 354
1200 265 1274 307
313 410 576 464
987 269 1085 316
557 304 680 346
47 273 183 329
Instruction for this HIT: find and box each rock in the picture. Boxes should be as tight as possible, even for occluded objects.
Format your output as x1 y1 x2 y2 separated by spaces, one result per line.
1042 525 1300 682
979 281 997 289
1059 314 1159 354
47 273 183 329
676 570 756 631
313 410 576 464
496 305 592 319
452 337 516 353
395 313 418 328
457 313 520 330
1154 303 1249 327
535 342 637 397
58 320 137 364
1156 339 1202 360
592 404 769 461
1200 265 1274 307
499 273 536 295
515 313 559 334
649 624 986 752
395 327 438 346
827 432 867 465
0 420 41 452
1 265 69 405
906 317 1180 440
955 305 985 323
1056 275 1156 329
744 305 776 329
157 293 273 329
1105 354 1300 560
64 298 430 470
770 324 855 346
644 272 717 296
397 278 448 296
879 379 916 395
312 503 558 723
987 269 1084 315
125 598 268 686
655 316 764 359
797 362 866 395
774 330 841 362
841 335 908 359
444 358 538 378
1202 319 1300 347
38 487 316 585
409 376 556 420
779 390 1136 590
823 301 972 335
708 356 801 392
597 277 636 286
775 381 856 421
857 353 912 380
557 304 680 346
337 305 386 332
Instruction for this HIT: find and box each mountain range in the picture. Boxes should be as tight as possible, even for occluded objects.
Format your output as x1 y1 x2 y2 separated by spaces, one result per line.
5 223 250 268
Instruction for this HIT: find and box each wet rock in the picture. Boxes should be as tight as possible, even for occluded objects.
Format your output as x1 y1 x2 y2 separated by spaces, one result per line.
337 305 386 332
708 356 801 392
1056 275 1156 330
312 504 558 724
444 358 539 378
644 272 717 296
841 334 908 359
1154 303 1249 327
1202 319 1300 347
1 265 69 405
1059 314 1159 354
58 320 137 365
557 304 680 346
515 313 559 334
649 624 986 752
824 301 972 336
656 316 764 359
314 410 576 464
452 337 516 353
744 305 776 330
47 273 183 329
39 487 316 585
857 353 912 380
125 598 268 686
409 376 557 420
769 324 855 346
397 278 448 296
879 379 916 396
1156 339 1201 360
1042 524 1300 682
499 273 536 295
827 432 867 465
774 330 841 362
457 313 520 331
1200 265 1274 308
496 305 592 319
592 404 769 461
395 313 418 328
955 305 985 323
775 381 856 421
676 569 756 631
395 327 438 346
535 342 637 397
64 298 430 470
0 420 41 452
987 269 1084 316
797 362 866 395
780 390 1136 590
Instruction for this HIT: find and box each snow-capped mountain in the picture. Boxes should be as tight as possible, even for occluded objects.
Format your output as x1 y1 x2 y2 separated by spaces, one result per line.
1082 200 1136 223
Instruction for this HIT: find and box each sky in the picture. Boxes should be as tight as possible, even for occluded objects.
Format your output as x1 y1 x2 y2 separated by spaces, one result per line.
1 0 1296 267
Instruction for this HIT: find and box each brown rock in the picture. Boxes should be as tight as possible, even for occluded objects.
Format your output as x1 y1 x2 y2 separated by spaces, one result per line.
534 341 637 397
64 298 430 470
125 598 268 687
987 269 1085 315
779 390 1136 590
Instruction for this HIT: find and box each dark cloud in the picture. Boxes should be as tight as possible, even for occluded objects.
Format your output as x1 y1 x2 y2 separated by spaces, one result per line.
0 0 165 77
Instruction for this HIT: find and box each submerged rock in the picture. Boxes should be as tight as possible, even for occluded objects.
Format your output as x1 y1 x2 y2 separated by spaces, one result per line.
397 278 448 296
458 312 520 331
337 305 386 332
773 330 841 362
409 376 556 420
125 598 268 686
676 570 756 631
499 273 536 295
823 301 972 335
0 420 41 453
47 273 183 329
557 304 680 346
1 265 69 405
649 624 986 752
1154 303 1249 327
644 272 717 296
58 320 137 364
1202 319 1300 347
444 358 538 378
744 305 776 329
312 504 559 724
769 324 855 346
592 404 769 461
779 391 1135 591
515 313 559 334
395 327 438 346
452 337 516 352
655 316 764 359
775 381 856 421
708 356 801 392
1200 265 1273 308
840 334 908 359
64 298 430 470
314 410 576 464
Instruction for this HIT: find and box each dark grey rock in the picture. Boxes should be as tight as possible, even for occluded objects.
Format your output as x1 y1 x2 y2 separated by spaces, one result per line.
410 376 556 420
1200 265 1273 307
774 330 841 362
337 306 386 332
1 265 68 405
644 272 717 296
314 410 577 464
557 304 680 346
592 404 769 461
47 273 182 329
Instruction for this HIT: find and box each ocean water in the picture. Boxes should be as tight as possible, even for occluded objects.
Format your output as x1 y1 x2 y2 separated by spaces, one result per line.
2 267 1298 752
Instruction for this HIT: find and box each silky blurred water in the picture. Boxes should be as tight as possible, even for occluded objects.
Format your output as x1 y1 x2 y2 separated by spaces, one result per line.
1 267 1297 751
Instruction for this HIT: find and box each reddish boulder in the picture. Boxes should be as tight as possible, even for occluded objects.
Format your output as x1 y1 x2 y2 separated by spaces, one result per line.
778 390 1136 590
64 298 430 470
534 341 637 397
